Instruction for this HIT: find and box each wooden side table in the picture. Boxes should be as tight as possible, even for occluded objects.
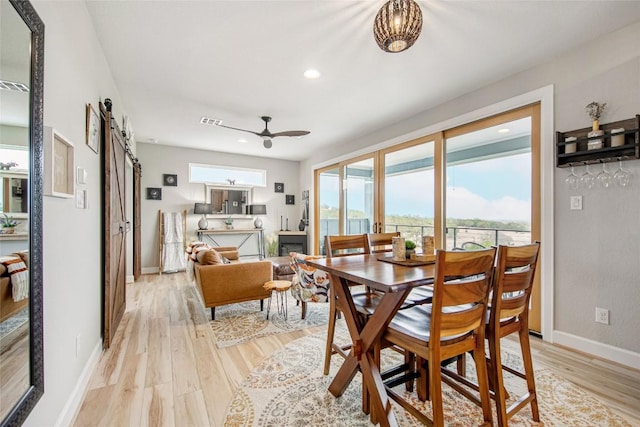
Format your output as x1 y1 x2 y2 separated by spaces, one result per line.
263 280 292 320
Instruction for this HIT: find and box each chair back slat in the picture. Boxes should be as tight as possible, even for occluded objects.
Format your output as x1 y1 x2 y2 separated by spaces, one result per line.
325 234 371 258
431 248 496 341
490 242 540 330
368 231 400 253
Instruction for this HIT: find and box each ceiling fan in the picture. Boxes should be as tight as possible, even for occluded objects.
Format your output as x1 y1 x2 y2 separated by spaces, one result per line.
216 116 310 148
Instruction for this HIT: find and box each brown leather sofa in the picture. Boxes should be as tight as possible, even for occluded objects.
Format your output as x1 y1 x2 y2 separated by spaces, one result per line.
192 246 272 320
0 253 29 323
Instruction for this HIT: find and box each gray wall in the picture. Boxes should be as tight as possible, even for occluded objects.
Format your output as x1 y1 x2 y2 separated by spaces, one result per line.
27 1 127 425
301 21 640 355
137 143 300 270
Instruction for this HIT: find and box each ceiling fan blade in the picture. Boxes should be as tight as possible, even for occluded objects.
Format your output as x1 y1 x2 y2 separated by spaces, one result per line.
216 123 261 137
263 139 273 149
271 130 310 138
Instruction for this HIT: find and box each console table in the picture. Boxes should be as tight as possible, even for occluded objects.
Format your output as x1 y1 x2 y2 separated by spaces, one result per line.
197 228 265 259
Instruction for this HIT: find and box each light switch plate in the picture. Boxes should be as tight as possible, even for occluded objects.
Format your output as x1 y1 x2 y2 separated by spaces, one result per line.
77 167 87 184
570 195 582 210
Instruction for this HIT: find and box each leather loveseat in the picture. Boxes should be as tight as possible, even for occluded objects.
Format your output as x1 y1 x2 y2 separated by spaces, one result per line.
188 244 272 320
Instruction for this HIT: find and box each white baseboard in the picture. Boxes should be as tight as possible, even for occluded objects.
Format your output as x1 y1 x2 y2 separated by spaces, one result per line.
141 267 159 275
54 340 103 427
126 275 134 283
553 330 640 370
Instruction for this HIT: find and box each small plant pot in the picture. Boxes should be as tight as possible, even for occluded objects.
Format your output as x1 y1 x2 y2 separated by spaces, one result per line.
405 249 415 259
2 227 15 234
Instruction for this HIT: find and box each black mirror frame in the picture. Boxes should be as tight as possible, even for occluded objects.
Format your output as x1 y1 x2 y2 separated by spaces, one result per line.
1 1 44 426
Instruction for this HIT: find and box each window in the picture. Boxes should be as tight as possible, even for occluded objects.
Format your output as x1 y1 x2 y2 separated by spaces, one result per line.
189 163 266 187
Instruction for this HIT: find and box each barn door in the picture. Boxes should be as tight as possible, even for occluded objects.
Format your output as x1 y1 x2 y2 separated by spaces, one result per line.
101 99 127 349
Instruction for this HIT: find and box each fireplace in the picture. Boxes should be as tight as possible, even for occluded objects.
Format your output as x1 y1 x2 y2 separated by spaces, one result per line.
278 233 308 256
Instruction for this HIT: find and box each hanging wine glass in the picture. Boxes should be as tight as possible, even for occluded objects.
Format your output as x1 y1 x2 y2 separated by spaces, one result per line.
613 158 632 187
580 163 596 189
596 161 612 188
565 164 580 190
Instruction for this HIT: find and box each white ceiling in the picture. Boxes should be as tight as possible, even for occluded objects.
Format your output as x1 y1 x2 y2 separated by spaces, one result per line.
85 1 640 161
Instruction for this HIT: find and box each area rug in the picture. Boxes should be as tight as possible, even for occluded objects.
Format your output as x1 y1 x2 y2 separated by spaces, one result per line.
0 307 28 340
210 298 329 348
223 325 632 426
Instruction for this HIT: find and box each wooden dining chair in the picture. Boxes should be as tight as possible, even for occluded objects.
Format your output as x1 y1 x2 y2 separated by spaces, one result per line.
368 231 400 253
444 242 541 427
323 233 374 375
379 248 497 427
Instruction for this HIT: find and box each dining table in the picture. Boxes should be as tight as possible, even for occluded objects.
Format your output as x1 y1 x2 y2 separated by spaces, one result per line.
305 254 436 427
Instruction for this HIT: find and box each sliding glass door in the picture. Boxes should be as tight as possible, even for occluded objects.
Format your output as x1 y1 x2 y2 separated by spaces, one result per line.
314 105 541 333
381 136 441 251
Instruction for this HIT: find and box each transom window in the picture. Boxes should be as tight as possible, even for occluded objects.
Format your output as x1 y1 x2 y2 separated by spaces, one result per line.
189 163 266 187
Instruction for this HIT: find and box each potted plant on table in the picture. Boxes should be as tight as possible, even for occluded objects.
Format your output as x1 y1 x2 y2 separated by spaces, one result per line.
224 216 234 230
1 214 18 234
405 239 416 259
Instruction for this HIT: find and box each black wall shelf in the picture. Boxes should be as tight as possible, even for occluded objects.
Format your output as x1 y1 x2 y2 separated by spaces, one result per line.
556 115 639 168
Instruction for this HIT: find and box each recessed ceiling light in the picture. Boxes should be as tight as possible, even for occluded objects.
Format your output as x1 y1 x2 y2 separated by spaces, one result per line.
498 128 510 134
238 138 248 143
304 69 321 79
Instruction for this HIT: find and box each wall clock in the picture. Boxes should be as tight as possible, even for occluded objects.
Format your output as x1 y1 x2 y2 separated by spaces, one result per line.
146 187 162 200
274 182 284 193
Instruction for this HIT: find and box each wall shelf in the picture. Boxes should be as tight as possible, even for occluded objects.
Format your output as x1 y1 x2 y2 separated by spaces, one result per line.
555 115 639 168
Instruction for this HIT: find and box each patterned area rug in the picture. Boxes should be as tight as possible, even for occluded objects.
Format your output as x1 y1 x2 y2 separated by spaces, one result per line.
210 298 329 348
223 324 632 426
0 307 28 340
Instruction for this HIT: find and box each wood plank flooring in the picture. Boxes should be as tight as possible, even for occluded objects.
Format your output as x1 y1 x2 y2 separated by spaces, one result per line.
72 273 640 426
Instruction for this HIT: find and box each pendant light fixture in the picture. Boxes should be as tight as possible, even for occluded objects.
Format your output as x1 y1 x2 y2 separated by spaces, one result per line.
373 0 423 53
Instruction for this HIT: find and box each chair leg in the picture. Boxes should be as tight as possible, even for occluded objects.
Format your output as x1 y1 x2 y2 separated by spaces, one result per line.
416 356 429 402
519 328 540 422
301 301 307 319
473 345 493 427
456 353 466 377
324 293 338 375
429 356 445 427
260 299 264 311
211 307 215 320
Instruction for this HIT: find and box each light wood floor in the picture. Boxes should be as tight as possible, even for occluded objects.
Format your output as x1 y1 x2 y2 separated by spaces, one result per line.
72 273 640 426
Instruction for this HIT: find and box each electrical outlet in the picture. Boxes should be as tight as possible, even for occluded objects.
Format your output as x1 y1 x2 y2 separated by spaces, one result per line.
595 307 609 325
570 195 582 210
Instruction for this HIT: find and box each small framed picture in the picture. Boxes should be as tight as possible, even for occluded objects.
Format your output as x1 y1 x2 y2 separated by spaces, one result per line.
274 182 284 193
86 103 100 154
163 174 177 186
146 187 162 200
286 194 295 205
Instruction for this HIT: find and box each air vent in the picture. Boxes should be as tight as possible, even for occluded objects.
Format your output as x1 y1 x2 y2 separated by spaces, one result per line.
200 116 222 126
0 79 29 92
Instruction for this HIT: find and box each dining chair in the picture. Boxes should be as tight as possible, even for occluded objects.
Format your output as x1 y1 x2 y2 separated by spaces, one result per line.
444 242 541 427
323 233 374 375
368 231 400 253
379 248 497 427
289 252 330 320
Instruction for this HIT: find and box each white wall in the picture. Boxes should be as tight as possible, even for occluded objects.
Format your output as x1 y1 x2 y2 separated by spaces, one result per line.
26 1 127 425
301 21 640 361
137 143 300 270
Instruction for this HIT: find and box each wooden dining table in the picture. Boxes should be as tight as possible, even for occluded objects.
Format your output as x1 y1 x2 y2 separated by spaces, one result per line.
305 254 436 427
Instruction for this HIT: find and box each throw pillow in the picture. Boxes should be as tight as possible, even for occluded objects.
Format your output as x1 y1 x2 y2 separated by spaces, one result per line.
197 249 224 265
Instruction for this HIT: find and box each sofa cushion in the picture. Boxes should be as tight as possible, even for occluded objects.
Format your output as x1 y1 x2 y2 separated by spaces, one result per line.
197 249 224 265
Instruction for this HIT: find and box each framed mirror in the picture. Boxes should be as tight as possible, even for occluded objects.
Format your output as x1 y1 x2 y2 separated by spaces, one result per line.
204 184 253 216
0 0 44 426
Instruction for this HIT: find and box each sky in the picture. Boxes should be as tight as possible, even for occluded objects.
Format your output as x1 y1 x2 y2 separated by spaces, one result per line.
320 152 531 223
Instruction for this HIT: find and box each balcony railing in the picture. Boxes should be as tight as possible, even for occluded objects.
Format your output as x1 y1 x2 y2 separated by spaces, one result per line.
318 219 531 253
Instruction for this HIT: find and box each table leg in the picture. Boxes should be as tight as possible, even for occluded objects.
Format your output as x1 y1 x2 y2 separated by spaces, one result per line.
327 275 409 427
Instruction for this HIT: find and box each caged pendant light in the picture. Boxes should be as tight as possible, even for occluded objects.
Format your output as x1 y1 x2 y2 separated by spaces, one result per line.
373 0 423 53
